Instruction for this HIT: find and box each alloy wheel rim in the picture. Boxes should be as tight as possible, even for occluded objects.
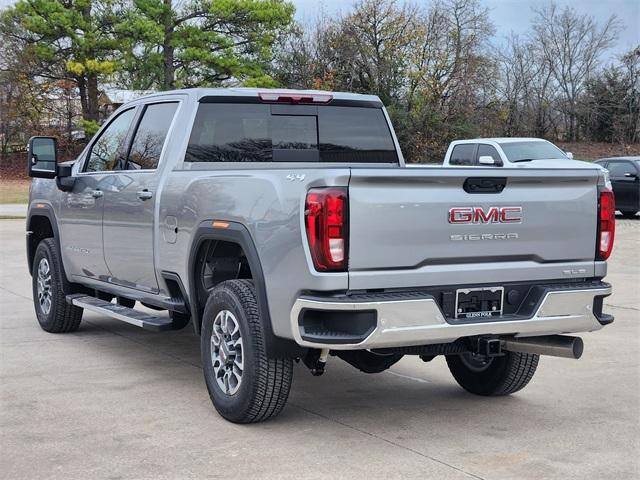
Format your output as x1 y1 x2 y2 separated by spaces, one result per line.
210 310 244 395
37 257 52 315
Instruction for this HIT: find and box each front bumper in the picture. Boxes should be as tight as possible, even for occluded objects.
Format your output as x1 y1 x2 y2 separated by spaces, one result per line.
290 282 612 350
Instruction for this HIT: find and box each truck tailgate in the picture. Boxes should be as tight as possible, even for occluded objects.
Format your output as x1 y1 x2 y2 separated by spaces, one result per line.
347 168 600 289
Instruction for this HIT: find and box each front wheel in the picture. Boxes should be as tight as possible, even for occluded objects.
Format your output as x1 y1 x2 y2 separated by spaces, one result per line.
201 280 293 423
32 238 83 333
446 351 539 396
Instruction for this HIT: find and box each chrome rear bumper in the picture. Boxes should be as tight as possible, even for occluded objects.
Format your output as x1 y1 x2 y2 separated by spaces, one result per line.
290 284 612 350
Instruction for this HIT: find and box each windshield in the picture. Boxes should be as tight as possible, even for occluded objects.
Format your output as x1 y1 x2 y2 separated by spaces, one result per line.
499 141 567 162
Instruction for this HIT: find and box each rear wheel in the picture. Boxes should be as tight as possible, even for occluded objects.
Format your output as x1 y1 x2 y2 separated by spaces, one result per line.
621 210 637 218
446 351 539 396
201 279 293 423
32 239 83 333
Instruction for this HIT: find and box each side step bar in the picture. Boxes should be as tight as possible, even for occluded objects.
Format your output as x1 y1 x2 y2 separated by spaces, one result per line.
66 294 173 331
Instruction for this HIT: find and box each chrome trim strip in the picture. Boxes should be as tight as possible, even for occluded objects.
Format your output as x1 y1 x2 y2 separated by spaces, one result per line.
290 287 611 350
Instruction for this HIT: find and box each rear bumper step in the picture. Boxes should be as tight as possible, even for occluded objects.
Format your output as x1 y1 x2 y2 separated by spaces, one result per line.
290 282 612 350
66 294 173 331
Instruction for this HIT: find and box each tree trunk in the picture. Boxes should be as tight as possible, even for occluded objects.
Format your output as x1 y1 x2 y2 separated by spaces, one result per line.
86 73 100 123
162 0 175 90
77 76 88 119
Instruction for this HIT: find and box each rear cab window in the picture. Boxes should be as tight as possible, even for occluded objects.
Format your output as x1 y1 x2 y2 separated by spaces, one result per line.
185 102 398 164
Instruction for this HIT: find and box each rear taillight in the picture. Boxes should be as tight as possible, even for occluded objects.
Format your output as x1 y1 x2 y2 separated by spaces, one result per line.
305 188 348 271
597 188 615 260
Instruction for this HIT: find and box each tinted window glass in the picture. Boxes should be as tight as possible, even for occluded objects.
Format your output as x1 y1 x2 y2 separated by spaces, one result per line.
499 141 567 162
272 114 317 149
318 107 396 163
477 144 501 162
185 104 397 163
86 109 135 172
127 102 178 170
450 144 476 165
607 161 634 177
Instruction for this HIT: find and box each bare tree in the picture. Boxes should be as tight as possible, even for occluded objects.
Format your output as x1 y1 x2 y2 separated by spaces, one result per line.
532 2 621 141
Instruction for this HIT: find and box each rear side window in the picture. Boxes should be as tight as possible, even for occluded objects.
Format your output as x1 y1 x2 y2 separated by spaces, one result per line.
185 103 397 163
449 144 476 165
127 102 178 170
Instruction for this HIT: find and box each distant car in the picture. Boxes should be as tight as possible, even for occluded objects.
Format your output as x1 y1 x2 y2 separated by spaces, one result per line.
594 157 640 217
442 138 574 167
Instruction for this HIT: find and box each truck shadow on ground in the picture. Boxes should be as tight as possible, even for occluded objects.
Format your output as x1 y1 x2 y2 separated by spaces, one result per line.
74 317 543 431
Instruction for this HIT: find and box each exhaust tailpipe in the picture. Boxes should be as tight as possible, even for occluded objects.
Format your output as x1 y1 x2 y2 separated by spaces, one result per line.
502 335 583 359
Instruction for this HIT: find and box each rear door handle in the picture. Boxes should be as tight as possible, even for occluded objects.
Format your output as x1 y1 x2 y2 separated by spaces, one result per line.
91 189 103 198
137 189 153 200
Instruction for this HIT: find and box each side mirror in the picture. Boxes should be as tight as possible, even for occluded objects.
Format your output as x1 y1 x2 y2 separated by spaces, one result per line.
624 172 638 179
27 136 57 179
566 152 574 159
478 155 502 167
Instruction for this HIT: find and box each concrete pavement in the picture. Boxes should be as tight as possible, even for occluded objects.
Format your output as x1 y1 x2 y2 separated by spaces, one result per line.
0 204 27 217
1 218 638 479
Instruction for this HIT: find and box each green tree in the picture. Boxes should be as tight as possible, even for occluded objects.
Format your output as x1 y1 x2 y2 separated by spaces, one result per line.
123 0 295 90
1 0 130 129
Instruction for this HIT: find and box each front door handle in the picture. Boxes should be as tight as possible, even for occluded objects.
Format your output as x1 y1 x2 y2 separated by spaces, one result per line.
137 189 153 200
91 189 103 198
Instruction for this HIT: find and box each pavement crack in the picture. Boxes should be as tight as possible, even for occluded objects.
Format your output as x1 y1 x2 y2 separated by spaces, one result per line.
605 303 640 312
291 404 486 480
0 284 32 301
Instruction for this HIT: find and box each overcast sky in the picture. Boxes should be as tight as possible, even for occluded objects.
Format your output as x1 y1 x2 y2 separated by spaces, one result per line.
293 0 639 60
0 0 637 60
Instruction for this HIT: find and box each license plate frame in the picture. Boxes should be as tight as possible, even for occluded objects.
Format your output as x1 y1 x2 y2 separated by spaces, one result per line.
455 286 504 320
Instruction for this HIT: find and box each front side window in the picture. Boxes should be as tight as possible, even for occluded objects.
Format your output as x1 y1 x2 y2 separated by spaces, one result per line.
477 144 501 162
449 144 476 165
606 161 634 177
185 103 397 163
85 109 135 172
127 102 178 170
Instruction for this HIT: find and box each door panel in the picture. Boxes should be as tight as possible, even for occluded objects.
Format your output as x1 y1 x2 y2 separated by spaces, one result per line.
608 161 639 210
102 172 159 292
58 108 137 281
58 174 108 279
102 102 179 293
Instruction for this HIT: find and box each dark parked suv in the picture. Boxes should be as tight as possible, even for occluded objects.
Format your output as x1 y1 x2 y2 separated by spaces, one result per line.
595 157 640 217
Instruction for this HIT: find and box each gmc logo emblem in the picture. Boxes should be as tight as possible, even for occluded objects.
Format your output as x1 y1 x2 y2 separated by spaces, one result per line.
449 206 522 224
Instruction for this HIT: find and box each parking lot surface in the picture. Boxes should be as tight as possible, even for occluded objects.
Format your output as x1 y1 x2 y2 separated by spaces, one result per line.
1 218 638 479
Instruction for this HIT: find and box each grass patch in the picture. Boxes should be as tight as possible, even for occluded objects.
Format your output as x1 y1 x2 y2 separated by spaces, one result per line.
0 215 25 220
0 180 30 204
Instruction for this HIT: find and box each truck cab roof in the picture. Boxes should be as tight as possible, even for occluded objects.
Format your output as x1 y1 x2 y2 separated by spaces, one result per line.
126 87 384 105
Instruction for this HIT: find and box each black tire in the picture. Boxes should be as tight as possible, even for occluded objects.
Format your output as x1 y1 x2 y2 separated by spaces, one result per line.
335 350 403 373
446 351 539 396
32 238 83 333
201 279 293 423
621 211 638 218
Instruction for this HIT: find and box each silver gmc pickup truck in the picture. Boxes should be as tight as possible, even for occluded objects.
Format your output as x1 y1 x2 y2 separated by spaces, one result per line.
26 88 615 423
